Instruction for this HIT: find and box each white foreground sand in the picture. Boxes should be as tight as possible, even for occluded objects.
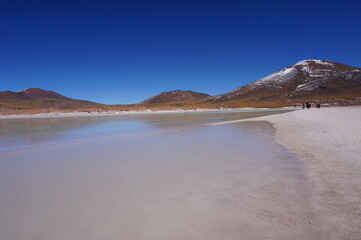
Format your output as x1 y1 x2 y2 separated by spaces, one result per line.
212 106 361 239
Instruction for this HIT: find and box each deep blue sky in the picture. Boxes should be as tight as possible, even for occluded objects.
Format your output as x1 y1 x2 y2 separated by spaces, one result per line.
1 0 361 104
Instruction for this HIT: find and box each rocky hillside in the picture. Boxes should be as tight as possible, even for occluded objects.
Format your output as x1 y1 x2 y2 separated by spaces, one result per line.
140 90 210 104
0 91 32 102
0 88 104 110
207 59 361 105
2 59 360 112
18 88 70 100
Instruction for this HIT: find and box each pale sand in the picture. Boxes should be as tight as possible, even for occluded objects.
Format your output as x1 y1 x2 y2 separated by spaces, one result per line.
211 106 361 239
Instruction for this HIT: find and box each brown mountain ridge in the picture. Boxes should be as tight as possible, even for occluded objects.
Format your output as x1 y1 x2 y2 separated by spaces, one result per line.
18 88 70 100
1 59 361 113
0 88 104 111
140 90 210 104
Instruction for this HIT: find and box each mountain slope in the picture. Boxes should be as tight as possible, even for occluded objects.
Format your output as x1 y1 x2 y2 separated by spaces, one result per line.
0 91 32 102
207 59 361 105
140 90 210 104
0 88 104 110
18 88 70 100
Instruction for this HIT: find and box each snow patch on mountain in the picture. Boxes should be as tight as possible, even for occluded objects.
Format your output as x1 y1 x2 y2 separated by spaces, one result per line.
294 59 335 67
245 59 335 87
259 67 294 82
295 81 322 91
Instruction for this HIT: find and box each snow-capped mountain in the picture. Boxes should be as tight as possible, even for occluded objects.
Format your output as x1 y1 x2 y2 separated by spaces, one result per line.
207 59 361 103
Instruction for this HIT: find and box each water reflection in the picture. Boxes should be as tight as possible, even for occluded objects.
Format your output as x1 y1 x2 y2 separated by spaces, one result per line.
0 110 287 151
0 118 313 240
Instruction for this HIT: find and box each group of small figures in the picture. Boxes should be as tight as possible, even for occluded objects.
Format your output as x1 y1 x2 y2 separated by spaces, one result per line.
303 102 321 109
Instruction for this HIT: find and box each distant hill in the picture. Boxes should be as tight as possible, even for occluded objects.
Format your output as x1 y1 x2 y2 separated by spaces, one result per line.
2 59 361 113
18 88 70 100
140 90 210 104
206 59 361 105
0 91 32 102
0 88 104 110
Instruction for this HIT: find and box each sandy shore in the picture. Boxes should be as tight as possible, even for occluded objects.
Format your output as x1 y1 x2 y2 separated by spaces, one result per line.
211 106 361 239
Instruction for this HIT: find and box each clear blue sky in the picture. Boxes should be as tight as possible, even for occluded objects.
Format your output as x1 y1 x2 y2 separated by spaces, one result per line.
1 0 361 104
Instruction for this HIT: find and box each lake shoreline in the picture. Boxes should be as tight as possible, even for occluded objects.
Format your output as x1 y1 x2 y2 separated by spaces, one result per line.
0 107 292 119
211 106 361 239
1 111 320 240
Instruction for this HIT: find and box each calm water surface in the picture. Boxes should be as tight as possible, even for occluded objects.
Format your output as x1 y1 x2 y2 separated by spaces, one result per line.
0 110 317 240
0 110 287 153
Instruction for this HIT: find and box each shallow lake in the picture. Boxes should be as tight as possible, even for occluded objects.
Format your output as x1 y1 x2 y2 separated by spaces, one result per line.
0 109 317 240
